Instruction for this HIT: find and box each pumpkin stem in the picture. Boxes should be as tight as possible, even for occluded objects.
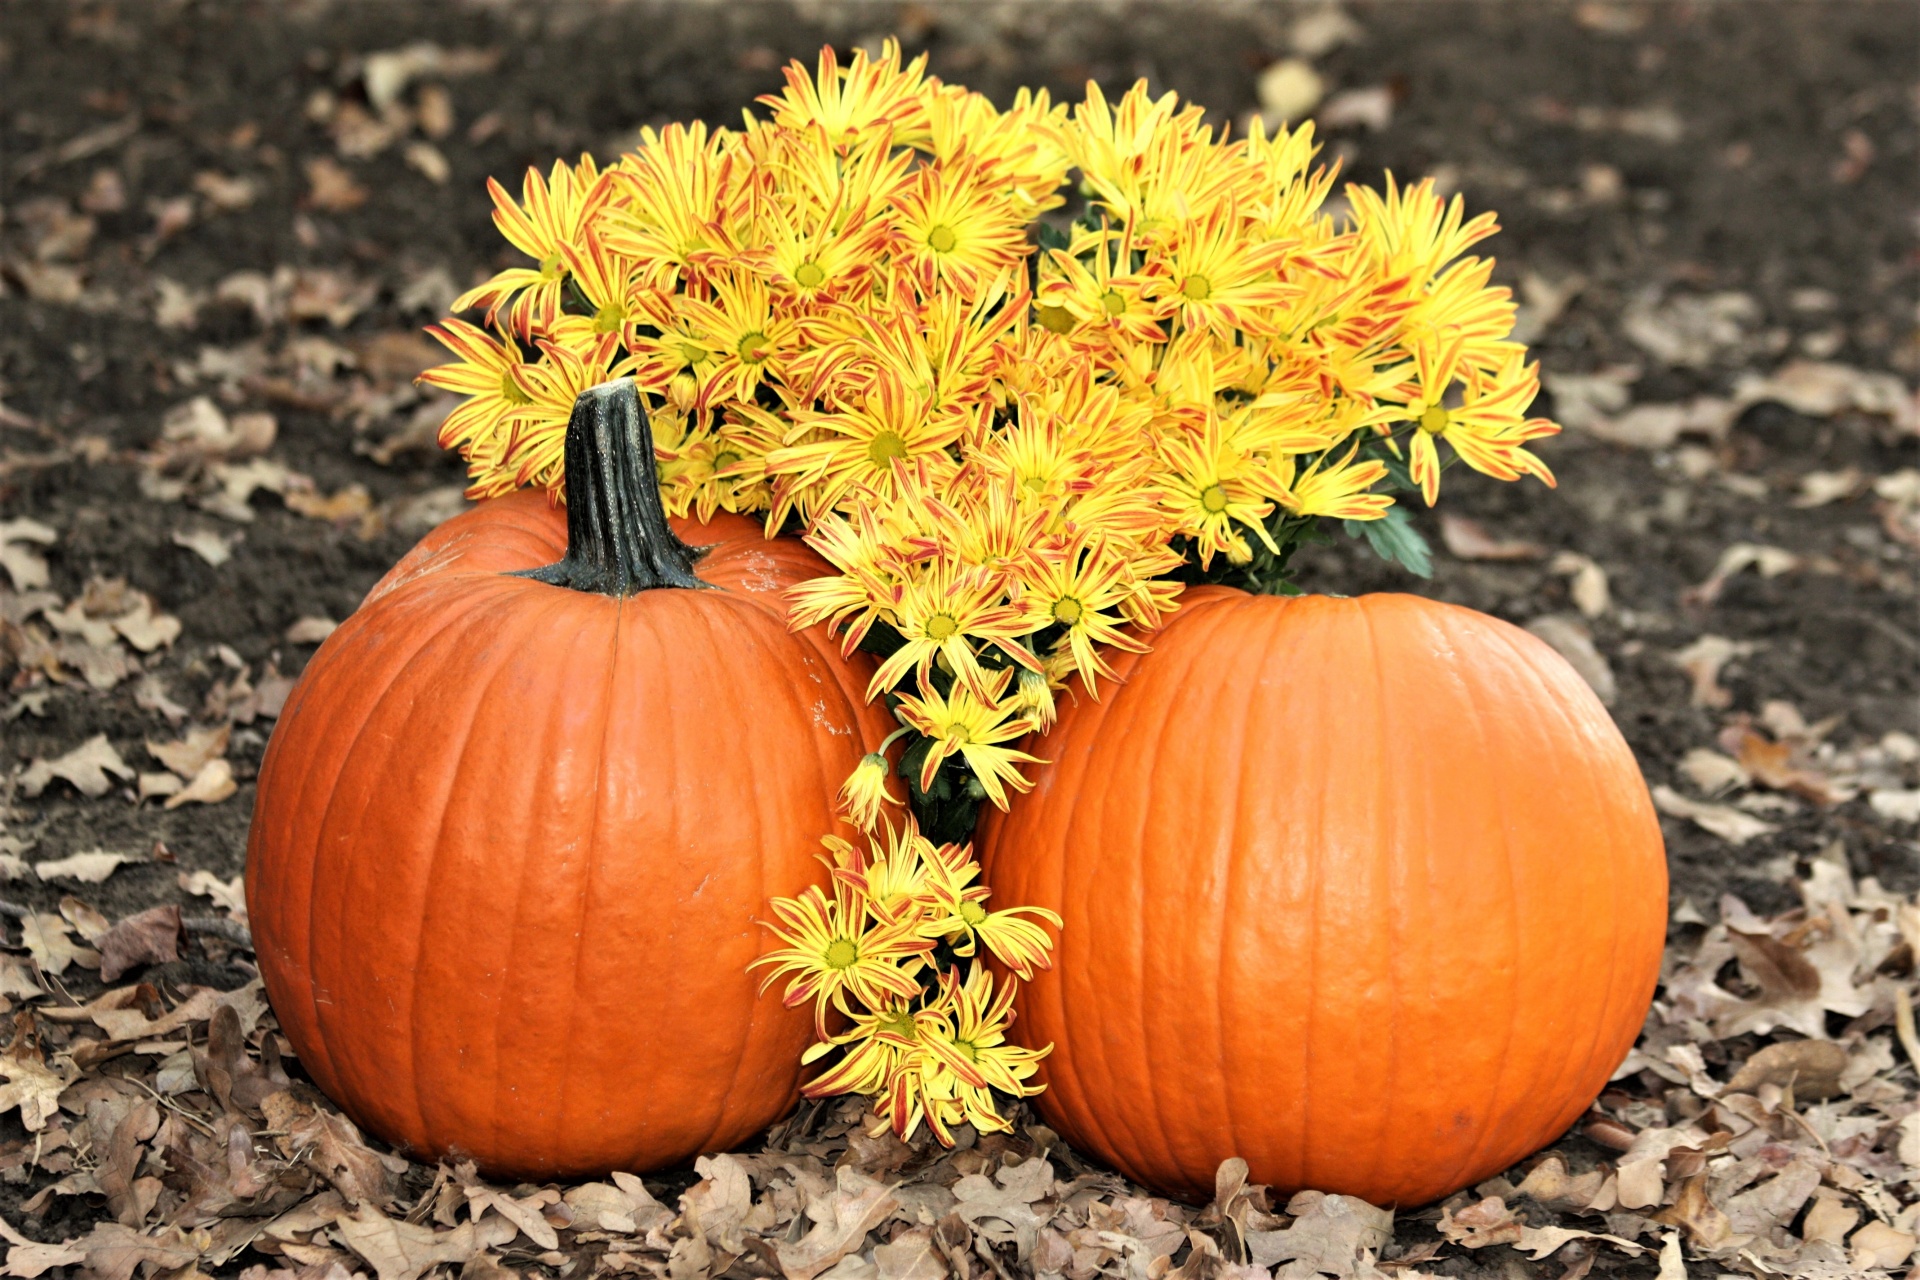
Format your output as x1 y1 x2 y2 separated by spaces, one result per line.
513 378 708 596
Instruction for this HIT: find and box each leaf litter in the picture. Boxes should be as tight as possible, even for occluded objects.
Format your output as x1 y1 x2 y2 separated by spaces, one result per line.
0 851 1896 1280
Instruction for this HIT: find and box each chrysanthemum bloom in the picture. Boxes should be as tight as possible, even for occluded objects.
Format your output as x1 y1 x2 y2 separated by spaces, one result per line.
424 39 1561 1141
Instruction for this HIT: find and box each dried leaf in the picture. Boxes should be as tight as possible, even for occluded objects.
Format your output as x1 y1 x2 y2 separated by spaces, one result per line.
147 723 230 777
1438 1196 1524 1248
1668 635 1756 709
1653 785 1777 843
33 850 134 884
164 758 237 809
305 157 369 212
0 519 57 592
286 616 339 644
334 1205 516 1280
1721 1158 1819 1239
18 735 133 798
1550 551 1611 617
261 1091 401 1208
97 906 182 983
171 528 237 567
76 1222 203 1280
19 914 93 976
1246 1192 1391 1272
1440 514 1545 561
1849 1220 1916 1270
1684 543 1800 607
0 1017 76 1131
180 870 248 920
872 1227 944 1280
1724 1038 1847 1099
777 1168 899 1280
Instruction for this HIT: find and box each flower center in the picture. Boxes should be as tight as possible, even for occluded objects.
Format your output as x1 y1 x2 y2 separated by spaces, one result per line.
794 260 827 288
678 341 707 365
538 251 566 281
713 450 741 471
1101 289 1126 316
926 224 959 254
951 1037 980 1063
737 331 771 364
1200 483 1229 513
592 300 627 334
1051 596 1083 626
1036 305 1076 335
1181 273 1213 302
499 368 531 406
1419 403 1450 435
959 900 988 926
867 431 909 467
877 1009 917 1039
824 937 859 969
925 613 960 641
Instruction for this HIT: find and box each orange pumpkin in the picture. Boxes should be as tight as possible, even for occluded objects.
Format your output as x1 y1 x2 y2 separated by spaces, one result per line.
247 380 892 1179
978 587 1667 1206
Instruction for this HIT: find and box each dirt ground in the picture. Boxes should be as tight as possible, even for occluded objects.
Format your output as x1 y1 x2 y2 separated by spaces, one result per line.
1 3 1916 1279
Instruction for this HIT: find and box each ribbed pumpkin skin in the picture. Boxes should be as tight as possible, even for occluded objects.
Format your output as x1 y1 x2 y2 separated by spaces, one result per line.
248 490 892 1179
978 588 1668 1207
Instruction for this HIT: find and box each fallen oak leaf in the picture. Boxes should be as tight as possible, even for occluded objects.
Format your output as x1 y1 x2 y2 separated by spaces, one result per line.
164 758 237 809
285 616 339 644
1550 550 1611 617
260 1090 403 1208
18 913 96 976
1439 513 1545 561
33 849 135 884
109 596 181 653
1246 1191 1392 1272
0 1214 86 1278
1653 785 1778 844
456 1168 561 1252
96 906 182 983
179 869 247 921
1515 1225 1649 1261
1730 727 1853 805
0 519 57 592
171 528 237 567
146 723 230 777
776 1167 900 1280
1683 542 1800 608
18 734 133 798
331 1203 515 1280
76 1222 206 1280
1438 1196 1524 1248
1668 635 1757 709
0 1013 77 1132
91 981 264 1042
59 896 110 942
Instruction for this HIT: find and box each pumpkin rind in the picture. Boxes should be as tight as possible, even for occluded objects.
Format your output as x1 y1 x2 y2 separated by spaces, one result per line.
978 588 1668 1206
249 491 891 1179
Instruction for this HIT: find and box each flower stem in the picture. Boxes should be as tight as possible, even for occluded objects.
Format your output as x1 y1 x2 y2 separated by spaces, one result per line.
514 377 707 596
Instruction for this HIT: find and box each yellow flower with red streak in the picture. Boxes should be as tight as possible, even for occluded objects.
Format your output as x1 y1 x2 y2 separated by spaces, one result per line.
750 877 934 1039
453 157 602 339
426 44 1568 1147
893 669 1043 809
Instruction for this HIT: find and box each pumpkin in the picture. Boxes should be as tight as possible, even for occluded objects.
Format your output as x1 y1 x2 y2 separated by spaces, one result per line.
978 587 1667 1206
247 379 893 1179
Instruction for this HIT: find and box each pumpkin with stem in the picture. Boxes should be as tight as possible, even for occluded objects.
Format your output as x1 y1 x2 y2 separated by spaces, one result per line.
247 378 894 1179
978 587 1668 1207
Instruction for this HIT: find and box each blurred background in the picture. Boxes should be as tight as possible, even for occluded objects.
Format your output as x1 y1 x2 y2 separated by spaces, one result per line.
4 0 1913 904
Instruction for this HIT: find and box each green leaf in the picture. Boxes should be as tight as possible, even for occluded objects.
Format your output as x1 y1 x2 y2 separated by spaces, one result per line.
1035 222 1072 254
1344 505 1432 578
